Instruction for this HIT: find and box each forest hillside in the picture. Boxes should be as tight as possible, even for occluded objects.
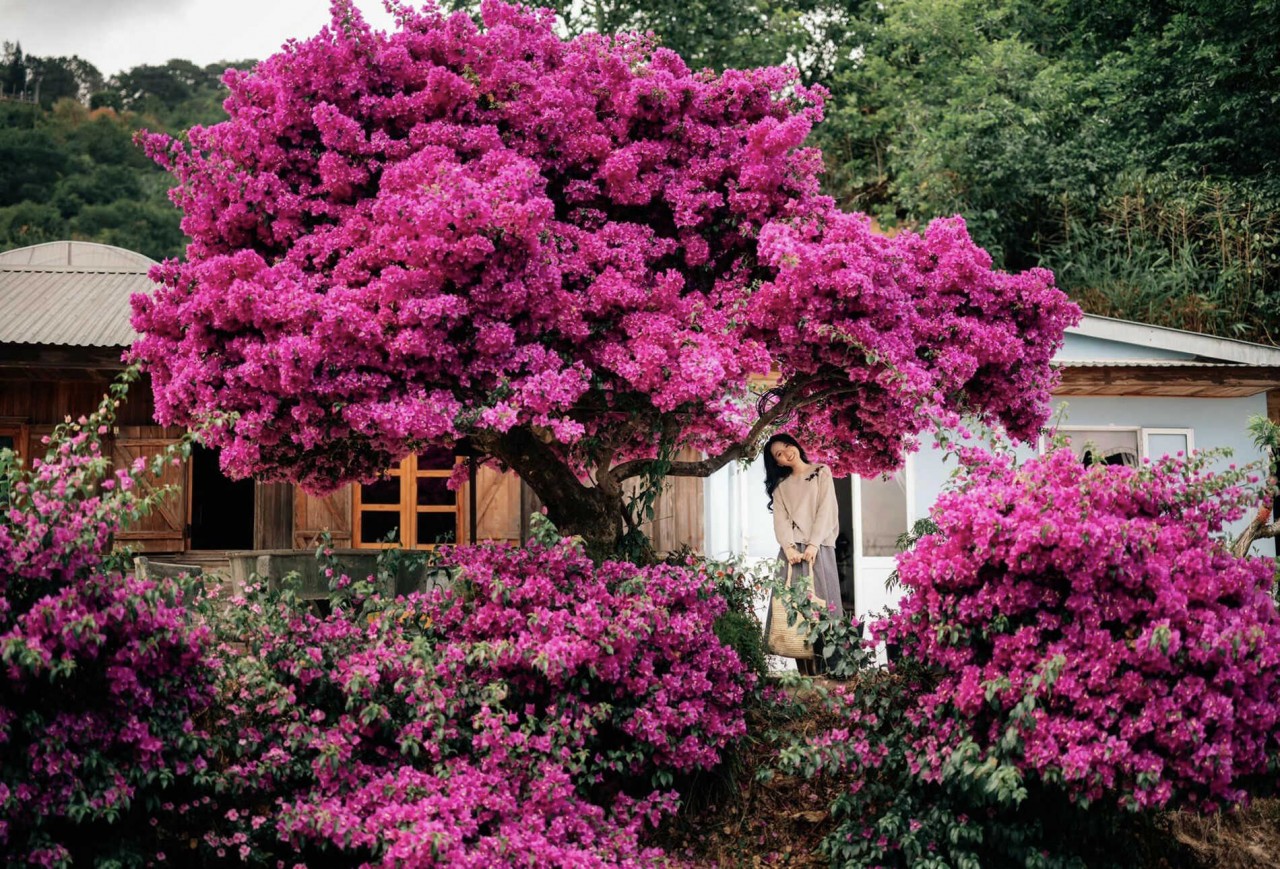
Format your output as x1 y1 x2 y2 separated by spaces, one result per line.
3 0 1277 341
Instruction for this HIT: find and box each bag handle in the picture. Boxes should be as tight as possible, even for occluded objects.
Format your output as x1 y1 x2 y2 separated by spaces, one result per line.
784 558 813 591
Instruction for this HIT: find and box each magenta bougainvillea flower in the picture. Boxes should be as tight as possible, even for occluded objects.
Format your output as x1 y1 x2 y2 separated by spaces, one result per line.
884 448 1280 811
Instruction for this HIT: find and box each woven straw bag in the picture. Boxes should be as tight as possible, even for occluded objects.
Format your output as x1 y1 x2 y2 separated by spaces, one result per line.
767 560 826 659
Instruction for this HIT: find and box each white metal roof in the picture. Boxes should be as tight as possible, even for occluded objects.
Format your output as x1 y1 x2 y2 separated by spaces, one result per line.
1068 315 1280 367
0 242 156 347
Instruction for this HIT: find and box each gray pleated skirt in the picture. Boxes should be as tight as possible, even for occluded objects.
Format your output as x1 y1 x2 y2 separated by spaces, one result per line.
764 545 844 635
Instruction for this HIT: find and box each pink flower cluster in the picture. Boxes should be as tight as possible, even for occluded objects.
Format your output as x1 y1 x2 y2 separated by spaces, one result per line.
131 0 1076 492
751 214 1079 476
883 448 1280 810
0 392 217 865
204 538 753 864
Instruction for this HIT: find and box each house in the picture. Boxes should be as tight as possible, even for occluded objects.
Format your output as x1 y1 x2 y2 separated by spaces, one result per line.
0 241 702 570
707 315 1280 622
6 240 1275 592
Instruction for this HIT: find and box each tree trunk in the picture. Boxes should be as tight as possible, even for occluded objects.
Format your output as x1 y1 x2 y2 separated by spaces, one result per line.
474 428 627 557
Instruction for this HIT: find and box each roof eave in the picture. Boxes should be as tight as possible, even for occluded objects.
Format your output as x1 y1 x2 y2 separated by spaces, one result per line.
1068 314 1280 367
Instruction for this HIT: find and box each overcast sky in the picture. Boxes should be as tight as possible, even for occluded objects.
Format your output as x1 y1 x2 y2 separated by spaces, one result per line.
0 0 400 77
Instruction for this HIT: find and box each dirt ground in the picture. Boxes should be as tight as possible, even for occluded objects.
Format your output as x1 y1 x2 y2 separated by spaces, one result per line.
657 682 1280 868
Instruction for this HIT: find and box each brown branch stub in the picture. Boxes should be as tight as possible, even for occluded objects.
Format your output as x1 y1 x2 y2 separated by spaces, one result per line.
1232 500 1279 557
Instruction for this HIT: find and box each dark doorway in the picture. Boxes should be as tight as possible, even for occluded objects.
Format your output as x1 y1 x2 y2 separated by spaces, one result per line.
189 445 254 550
835 473 854 610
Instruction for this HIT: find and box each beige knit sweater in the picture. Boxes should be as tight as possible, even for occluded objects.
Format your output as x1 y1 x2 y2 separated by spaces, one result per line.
772 464 839 550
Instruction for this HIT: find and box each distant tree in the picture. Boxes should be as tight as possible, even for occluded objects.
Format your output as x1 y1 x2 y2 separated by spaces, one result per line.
26 56 83 108
0 201 67 247
89 90 123 111
52 165 143 218
111 63 194 111
0 128 67 205
65 113 150 167
1 41 26 98
71 200 183 260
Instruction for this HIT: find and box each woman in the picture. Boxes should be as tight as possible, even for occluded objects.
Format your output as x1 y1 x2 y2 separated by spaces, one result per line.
763 433 843 675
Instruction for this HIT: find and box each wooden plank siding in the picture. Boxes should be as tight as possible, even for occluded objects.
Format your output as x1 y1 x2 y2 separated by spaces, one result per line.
632 448 705 555
464 464 523 544
300 462 703 555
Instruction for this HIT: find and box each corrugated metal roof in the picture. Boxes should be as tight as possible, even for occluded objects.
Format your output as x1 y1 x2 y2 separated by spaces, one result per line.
1055 359 1250 368
0 240 156 270
0 265 152 347
1070 314 1280 366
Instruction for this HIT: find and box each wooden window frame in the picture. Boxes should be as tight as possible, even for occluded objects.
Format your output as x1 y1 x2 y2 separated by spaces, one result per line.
0 420 30 462
353 453 463 550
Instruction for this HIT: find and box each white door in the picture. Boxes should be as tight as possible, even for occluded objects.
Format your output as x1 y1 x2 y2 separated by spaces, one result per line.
851 459 913 623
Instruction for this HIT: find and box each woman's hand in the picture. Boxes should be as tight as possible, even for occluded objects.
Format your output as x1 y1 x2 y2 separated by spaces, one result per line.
803 544 818 564
785 545 803 565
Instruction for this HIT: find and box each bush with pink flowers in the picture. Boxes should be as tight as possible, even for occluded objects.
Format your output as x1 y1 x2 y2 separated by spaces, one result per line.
776 447 1280 867
0 377 217 867
192 521 755 864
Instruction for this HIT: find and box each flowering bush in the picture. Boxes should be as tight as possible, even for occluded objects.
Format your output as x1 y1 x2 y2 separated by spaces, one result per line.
198 527 754 864
131 0 1077 548
886 447 1280 812
777 447 1280 867
0 377 217 866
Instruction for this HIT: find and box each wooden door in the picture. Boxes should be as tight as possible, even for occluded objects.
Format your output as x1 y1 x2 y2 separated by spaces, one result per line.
462 464 522 545
294 485 354 549
111 426 187 553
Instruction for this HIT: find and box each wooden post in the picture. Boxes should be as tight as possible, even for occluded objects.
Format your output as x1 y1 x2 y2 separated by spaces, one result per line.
519 480 543 543
254 481 295 550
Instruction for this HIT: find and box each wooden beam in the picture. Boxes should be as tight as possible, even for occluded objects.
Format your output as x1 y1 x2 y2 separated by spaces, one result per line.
1055 365 1280 397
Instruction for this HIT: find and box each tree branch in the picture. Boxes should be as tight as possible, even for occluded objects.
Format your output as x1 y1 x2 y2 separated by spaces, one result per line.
608 377 857 481
1232 503 1280 557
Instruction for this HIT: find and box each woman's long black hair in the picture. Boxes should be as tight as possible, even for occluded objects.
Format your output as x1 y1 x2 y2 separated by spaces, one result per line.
763 433 810 512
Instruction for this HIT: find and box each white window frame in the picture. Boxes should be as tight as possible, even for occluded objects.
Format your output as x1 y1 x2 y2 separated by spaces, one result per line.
1038 426 1195 460
851 454 916 566
1141 427 1196 458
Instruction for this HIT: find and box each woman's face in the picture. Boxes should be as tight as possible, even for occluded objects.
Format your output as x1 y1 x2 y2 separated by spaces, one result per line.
770 440 802 470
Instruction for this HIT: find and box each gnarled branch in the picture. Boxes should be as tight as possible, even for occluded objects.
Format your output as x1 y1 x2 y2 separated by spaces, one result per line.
1232 502 1280 557
608 376 858 481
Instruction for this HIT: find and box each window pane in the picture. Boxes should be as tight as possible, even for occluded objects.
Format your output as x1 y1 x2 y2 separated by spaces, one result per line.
360 510 402 545
0 435 13 452
418 446 455 470
861 472 907 557
360 475 401 505
416 511 456 546
417 477 455 506
1065 430 1140 467
1147 433 1189 459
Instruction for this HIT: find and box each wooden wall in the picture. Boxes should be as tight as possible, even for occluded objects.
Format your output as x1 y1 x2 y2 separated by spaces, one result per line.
0 374 162 461
293 462 705 555
0 367 706 556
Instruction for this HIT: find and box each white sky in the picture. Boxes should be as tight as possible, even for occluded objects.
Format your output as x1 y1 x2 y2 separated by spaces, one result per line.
0 0 400 78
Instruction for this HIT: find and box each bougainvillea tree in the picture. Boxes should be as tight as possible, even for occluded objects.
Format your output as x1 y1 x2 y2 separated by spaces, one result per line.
132 0 1079 549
